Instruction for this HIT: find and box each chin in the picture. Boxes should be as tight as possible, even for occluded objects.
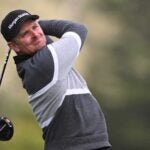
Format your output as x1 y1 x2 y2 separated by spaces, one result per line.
38 40 46 48
34 42 45 49
34 45 45 52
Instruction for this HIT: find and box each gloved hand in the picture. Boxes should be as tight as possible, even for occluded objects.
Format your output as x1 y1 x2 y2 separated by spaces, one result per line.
0 117 14 141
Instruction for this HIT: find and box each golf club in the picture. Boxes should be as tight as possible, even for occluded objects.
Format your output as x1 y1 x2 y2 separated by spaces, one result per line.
0 49 14 141
0 48 11 86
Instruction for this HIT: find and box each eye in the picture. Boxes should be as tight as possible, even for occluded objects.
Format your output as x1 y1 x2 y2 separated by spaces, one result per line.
24 31 29 36
19 31 29 38
32 23 40 30
33 25 38 30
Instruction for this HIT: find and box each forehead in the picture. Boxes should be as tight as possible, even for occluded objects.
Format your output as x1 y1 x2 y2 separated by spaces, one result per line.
19 19 38 33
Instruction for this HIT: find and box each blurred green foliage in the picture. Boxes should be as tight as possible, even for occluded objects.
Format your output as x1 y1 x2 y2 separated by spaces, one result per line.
86 0 150 149
0 0 150 150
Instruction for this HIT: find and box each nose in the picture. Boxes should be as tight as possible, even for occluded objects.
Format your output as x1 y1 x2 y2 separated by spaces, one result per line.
31 30 38 37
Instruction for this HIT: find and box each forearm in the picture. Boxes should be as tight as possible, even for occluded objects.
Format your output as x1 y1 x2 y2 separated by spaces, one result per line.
39 20 88 47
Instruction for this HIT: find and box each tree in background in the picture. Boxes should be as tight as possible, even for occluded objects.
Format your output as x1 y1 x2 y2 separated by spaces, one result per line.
85 0 150 150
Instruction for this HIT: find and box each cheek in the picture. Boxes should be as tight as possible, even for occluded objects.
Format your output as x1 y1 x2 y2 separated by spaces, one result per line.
18 40 31 50
19 37 31 45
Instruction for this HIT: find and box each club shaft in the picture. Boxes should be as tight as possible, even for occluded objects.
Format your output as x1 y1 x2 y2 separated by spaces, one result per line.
0 49 11 86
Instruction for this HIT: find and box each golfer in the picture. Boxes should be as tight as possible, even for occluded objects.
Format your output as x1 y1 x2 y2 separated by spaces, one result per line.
1 9 111 150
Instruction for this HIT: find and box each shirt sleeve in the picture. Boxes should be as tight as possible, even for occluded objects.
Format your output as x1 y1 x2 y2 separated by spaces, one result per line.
47 31 81 80
39 20 87 49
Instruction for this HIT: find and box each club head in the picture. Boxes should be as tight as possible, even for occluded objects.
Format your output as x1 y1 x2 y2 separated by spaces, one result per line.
0 117 14 141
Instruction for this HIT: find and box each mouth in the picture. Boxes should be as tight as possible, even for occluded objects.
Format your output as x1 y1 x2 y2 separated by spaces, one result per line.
33 38 44 46
32 35 46 47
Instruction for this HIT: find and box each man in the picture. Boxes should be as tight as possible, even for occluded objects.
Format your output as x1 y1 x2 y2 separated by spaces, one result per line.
1 9 111 150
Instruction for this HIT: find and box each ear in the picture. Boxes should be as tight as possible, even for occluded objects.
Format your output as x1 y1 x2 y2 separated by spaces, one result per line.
8 42 20 53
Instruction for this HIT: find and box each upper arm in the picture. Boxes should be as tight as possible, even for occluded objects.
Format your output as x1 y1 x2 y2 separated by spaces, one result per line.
39 20 87 48
47 31 81 80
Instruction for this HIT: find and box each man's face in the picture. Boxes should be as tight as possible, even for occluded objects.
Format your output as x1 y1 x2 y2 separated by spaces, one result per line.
9 20 46 55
